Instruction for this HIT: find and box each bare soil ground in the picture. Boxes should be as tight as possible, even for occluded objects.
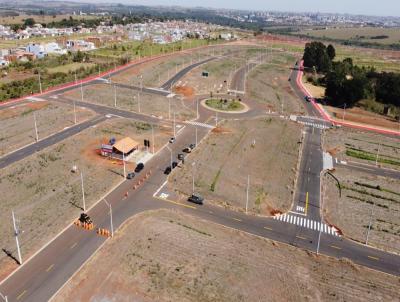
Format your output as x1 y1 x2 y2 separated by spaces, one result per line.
247 52 306 115
0 118 171 280
302 80 326 99
54 209 400 302
0 100 95 156
178 56 245 95
323 167 400 254
170 118 302 215
324 127 400 171
325 105 400 132
63 83 196 121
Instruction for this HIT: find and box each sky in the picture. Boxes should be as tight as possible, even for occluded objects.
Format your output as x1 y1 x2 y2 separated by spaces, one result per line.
121 0 399 17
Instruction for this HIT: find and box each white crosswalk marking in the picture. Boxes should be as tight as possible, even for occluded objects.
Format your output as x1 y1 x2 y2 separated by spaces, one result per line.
272 214 340 236
298 120 330 130
185 121 215 129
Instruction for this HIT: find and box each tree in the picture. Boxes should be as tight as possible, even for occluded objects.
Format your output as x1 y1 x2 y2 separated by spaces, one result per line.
303 41 331 73
73 50 84 62
24 18 35 27
327 44 336 61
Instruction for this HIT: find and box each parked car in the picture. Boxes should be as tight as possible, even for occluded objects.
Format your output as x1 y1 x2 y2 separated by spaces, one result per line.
189 143 196 149
177 153 184 160
169 137 176 143
304 96 311 102
164 166 172 175
183 147 192 153
172 161 178 168
135 163 144 173
127 172 135 179
188 194 204 205
79 213 93 224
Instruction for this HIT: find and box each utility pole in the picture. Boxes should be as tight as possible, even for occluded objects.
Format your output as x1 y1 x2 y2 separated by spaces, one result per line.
103 199 113 238
245 175 250 214
38 71 42 94
114 85 117 107
33 112 39 142
80 81 84 102
316 229 322 255
151 124 155 154
137 92 141 113
73 100 77 124
365 207 373 245
81 171 86 212
12 211 22 265
192 161 196 194
122 153 126 178
173 112 176 137
375 143 381 166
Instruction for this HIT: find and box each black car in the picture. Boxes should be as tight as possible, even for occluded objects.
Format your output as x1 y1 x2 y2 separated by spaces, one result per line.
127 172 135 179
135 163 144 173
304 96 311 102
189 143 196 149
188 194 204 205
164 166 172 175
79 213 93 224
172 161 178 169
182 147 192 153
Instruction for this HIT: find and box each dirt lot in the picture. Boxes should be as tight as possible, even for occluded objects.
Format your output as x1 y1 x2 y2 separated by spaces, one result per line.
323 167 400 254
178 56 245 95
247 52 306 115
0 100 95 156
63 83 196 121
0 118 171 279
170 117 302 215
55 209 400 302
325 105 400 132
324 127 400 171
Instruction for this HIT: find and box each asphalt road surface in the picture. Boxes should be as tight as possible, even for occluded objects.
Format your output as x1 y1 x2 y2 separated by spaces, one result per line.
1 58 400 302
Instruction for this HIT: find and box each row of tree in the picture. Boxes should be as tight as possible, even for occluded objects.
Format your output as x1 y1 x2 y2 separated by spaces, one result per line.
303 41 400 109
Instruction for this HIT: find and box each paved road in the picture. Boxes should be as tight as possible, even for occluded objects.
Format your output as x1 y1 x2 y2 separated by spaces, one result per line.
228 61 258 94
160 57 215 90
1 59 400 302
0 115 108 169
335 160 400 179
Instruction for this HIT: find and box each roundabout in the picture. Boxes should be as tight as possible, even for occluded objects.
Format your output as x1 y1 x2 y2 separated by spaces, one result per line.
201 97 250 114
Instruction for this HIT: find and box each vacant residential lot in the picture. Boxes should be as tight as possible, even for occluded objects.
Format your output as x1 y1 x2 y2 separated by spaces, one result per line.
171 118 302 215
323 167 400 254
324 127 400 171
0 118 171 279
55 210 400 302
63 83 196 121
247 52 306 115
0 100 95 156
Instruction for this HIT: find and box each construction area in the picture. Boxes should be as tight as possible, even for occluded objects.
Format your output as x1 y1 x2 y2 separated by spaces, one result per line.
0 100 95 156
0 117 171 279
170 117 302 215
54 210 400 302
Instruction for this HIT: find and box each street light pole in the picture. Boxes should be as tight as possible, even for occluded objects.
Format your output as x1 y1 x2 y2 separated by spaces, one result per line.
73 99 77 124
245 175 250 214
103 199 113 238
114 85 117 107
80 81 84 102
12 210 22 265
316 229 322 255
192 161 196 194
33 112 39 142
168 98 171 120
38 71 42 94
81 171 86 212
365 207 373 245
151 124 155 154
173 112 176 137
375 143 381 166
137 92 141 113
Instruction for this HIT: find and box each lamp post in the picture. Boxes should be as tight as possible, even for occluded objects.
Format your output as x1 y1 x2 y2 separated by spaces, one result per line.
166 145 173 169
103 199 113 238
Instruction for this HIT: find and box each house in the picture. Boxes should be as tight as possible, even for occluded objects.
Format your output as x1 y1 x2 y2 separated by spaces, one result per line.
26 43 47 59
66 40 96 51
44 42 67 55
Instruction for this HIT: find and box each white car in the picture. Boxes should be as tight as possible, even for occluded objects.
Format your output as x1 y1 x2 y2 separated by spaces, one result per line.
169 137 176 143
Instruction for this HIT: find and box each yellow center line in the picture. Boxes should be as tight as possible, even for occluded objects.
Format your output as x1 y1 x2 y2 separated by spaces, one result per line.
368 255 380 261
153 196 196 209
264 226 273 231
70 242 78 249
296 235 307 240
46 264 54 272
233 218 242 222
17 290 26 300
330 245 342 250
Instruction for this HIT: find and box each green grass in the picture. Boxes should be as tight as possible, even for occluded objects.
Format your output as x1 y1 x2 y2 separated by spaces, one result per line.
205 98 244 111
47 63 96 74
341 184 400 203
346 149 400 166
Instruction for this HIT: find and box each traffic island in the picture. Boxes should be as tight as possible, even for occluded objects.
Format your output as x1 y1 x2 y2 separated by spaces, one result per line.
201 97 249 114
